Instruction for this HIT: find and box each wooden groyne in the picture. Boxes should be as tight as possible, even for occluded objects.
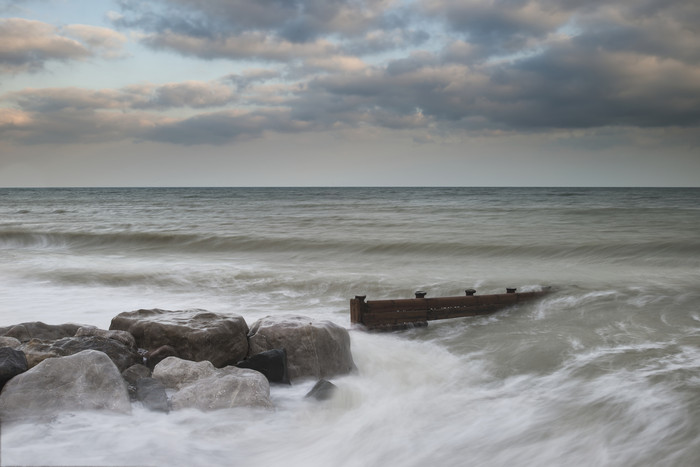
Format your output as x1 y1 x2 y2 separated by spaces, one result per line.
350 287 551 330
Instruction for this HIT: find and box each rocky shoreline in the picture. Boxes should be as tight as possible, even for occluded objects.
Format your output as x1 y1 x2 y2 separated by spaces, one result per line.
0 309 355 420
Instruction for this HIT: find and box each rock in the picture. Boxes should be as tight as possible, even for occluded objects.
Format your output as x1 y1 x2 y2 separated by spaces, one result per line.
236 348 290 384
247 315 356 381
305 379 338 401
145 345 178 370
19 335 140 372
0 336 21 348
122 364 152 386
110 309 249 368
135 377 169 413
0 347 28 390
17 339 60 368
75 325 137 349
153 357 272 411
0 349 131 420
0 321 83 342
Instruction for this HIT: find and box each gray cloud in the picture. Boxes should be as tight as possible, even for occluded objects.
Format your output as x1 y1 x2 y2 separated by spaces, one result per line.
2 1 699 147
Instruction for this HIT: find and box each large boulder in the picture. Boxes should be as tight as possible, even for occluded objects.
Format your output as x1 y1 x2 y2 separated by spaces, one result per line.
0 350 131 420
153 357 272 411
0 347 28 390
18 335 140 372
247 315 356 381
0 321 83 342
110 309 249 368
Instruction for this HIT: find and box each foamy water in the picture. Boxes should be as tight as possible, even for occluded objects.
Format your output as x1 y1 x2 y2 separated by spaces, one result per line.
1 187 699 466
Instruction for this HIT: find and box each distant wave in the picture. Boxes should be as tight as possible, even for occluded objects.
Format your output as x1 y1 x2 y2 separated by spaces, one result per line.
2 229 699 265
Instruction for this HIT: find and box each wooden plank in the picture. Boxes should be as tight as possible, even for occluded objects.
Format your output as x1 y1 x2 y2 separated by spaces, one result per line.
361 310 429 326
427 304 500 320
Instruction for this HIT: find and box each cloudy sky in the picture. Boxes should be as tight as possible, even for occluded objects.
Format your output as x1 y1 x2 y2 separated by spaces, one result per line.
1 0 698 187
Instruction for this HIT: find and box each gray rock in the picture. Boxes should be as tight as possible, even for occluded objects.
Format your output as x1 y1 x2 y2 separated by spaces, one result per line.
19 335 140 372
0 336 21 348
152 357 220 390
122 364 151 386
0 321 83 342
110 309 249 368
153 357 272 411
0 347 28 390
305 379 338 401
0 349 131 420
135 377 169 413
75 326 137 349
247 315 356 381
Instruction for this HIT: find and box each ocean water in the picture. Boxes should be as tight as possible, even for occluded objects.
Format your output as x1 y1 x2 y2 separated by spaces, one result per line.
1 187 699 466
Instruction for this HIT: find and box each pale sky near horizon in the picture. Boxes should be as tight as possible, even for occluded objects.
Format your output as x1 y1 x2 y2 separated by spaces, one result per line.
1 0 699 187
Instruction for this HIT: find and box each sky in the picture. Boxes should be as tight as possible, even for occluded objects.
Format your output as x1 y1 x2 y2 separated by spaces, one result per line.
0 0 699 187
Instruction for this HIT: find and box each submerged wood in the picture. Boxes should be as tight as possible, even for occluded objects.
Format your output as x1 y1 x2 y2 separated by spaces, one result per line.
351 287 552 330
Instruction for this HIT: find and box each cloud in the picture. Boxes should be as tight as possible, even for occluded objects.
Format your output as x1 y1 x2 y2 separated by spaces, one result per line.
113 0 420 62
63 24 128 59
3 1 700 148
0 18 127 74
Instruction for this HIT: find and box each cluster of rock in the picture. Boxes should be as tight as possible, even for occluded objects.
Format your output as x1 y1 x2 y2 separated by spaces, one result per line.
0 310 355 420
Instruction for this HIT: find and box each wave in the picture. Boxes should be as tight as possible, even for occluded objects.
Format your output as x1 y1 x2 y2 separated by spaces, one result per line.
2 229 700 264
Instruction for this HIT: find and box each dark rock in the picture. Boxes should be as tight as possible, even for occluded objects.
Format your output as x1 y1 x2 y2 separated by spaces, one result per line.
135 377 169 413
153 357 272 410
248 315 356 381
0 349 131 420
0 347 28 390
19 335 140 372
236 348 290 385
0 321 83 343
305 379 338 401
75 325 137 349
122 363 152 386
145 345 178 370
110 309 249 368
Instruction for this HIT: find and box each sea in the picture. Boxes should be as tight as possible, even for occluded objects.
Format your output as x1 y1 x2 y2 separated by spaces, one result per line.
1 187 699 466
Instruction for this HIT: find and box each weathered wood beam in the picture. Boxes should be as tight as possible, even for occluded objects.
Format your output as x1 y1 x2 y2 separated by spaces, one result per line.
350 288 551 330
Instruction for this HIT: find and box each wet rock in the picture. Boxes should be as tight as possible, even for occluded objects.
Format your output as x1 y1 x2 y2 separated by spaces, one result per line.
122 363 152 386
145 345 178 370
75 325 137 349
19 335 140 372
135 377 169 413
0 336 21 348
0 347 28 390
305 379 337 401
247 315 356 381
110 309 249 368
153 357 272 411
236 348 290 384
0 321 83 342
0 349 131 420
